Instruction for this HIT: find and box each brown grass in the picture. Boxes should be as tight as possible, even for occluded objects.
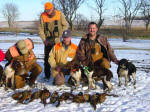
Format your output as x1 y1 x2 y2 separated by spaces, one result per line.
0 26 150 39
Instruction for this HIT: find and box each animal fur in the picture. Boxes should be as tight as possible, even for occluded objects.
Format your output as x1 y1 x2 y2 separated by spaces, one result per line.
90 93 99 110
72 92 86 103
66 60 82 88
4 64 15 89
12 90 32 104
0 65 5 87
83 68 96 90
40 88 51 106
56 92 74 107
87 59 113 91
117 58 136 86
4 60 27 89
70 68 81 88
11 60 26 76
50 91 59 104
29 90 42 103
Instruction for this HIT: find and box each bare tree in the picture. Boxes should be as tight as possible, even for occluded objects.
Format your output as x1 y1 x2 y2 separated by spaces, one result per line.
74 13 89 31
141 0 150 30
94 0 106 30
119 0 142 41
2 3 19 28
53 0 85 31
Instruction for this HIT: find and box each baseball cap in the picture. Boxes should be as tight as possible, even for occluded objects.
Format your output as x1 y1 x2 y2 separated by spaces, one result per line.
45 2 54 10
62 30 72 38
17 40 28 55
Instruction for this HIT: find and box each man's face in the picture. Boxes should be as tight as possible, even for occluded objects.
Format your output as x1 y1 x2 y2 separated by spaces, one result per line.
88 24 98 36
45 7 54 15
63 37 72 46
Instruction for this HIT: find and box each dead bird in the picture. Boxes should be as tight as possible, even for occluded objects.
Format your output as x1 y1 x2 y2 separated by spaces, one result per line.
50 91 59 104
83 93 90 102
72 92 85 103
97 93 107 104
56 92 74 107
40 88 51 106
29 90 43 103
90 93 99 110
12 91 25 100
17 90 32 104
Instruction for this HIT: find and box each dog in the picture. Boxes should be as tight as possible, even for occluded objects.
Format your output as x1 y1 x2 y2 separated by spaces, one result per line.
0 65 5 87
69 64 81 88
117 58 136 86
83 66 96 90
66 60 82 88
4 64 15 89
4 60 26 89
86 60 113 91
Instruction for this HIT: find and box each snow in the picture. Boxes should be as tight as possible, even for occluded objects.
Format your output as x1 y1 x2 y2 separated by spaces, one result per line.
0 33 150 112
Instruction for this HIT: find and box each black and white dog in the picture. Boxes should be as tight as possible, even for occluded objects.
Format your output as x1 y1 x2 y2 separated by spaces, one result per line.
117 59 136 86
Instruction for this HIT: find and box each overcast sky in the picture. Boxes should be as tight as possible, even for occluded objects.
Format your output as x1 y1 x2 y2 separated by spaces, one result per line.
0 0 120 21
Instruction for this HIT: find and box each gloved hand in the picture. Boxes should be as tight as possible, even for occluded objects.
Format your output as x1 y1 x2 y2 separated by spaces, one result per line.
114 59 119 65
55 66 62 72
54 72 65 86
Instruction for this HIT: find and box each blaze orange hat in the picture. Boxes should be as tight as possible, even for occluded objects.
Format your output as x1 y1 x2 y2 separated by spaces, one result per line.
44 2 54 10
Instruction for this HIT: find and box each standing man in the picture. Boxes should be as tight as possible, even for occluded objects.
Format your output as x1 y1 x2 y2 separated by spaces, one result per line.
48 30 77 86
77 22 118 68
39 2 68 80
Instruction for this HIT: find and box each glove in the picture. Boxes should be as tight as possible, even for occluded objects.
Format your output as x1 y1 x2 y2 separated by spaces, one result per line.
44 40 53 46
54 72 65 86
114 59 119 65
55 66 62 72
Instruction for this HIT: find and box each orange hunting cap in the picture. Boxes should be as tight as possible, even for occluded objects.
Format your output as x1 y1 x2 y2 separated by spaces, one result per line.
44 2 54 10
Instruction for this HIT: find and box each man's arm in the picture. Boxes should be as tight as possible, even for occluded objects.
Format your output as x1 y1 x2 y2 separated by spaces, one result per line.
39 15 46 42
48 46 57 69
76 38 89 66
61 12 68 31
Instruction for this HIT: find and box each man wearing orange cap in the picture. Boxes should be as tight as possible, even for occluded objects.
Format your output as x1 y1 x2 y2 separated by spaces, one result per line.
39 2 68 80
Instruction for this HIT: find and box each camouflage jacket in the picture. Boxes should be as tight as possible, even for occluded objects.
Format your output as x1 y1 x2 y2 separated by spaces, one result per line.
76 34 118 66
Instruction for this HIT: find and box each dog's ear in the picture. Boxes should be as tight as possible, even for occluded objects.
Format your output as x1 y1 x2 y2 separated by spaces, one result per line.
12 60 21 71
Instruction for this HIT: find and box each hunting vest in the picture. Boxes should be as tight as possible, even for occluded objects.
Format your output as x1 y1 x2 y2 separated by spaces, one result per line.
5 44 35 63
41 10 63 41
86 34 109 61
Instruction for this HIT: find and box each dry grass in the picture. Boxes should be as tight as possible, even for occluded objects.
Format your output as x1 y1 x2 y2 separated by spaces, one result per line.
0 26 150 39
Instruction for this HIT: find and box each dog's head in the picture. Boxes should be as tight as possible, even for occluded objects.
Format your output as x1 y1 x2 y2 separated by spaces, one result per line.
70 65 81 81
12 60 24 73
118 58 129 70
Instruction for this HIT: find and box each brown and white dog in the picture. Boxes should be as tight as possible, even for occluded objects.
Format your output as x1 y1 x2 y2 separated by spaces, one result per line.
4 64 15 88
83 66 96 90
69 64 81 88
4 60 26 89
117 58 136 86
87 60 113 91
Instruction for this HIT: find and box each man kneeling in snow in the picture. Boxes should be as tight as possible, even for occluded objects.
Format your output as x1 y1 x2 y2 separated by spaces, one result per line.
48 30 77 86
5 38 42 89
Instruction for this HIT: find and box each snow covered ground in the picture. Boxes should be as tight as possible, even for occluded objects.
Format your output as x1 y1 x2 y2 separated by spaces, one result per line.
0 33 150 112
